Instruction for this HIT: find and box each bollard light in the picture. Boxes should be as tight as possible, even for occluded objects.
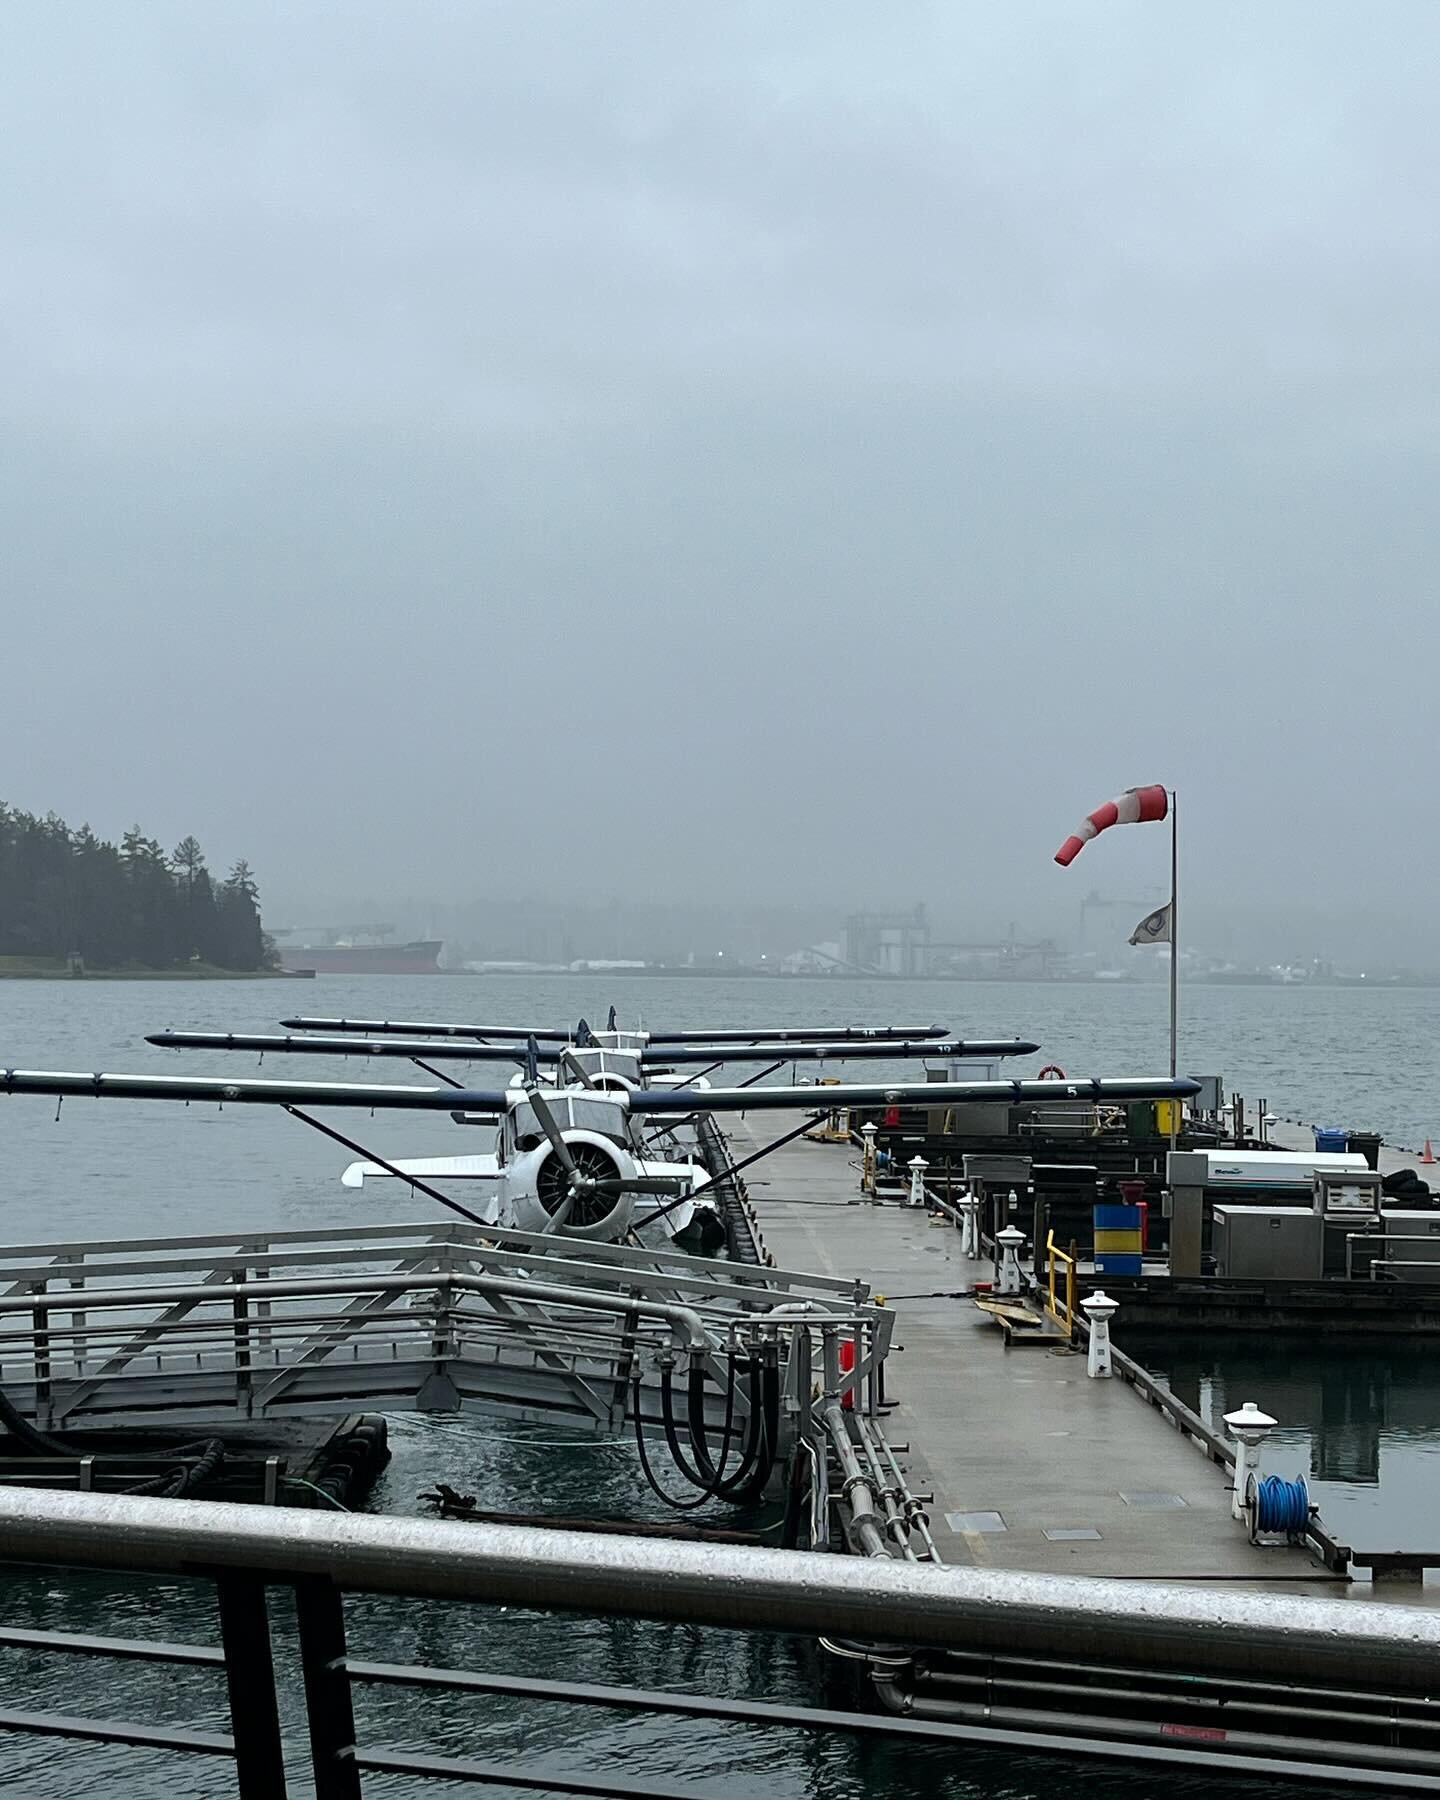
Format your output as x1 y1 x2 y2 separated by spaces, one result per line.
995 1223 1025 1296
957 1189 982 1258
1081 1289 1119 1378
1223 1400 1278 1521
859 1121 879 1204
906 1155 929 1210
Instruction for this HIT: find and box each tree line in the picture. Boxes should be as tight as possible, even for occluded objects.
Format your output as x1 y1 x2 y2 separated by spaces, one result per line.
0 804 276 970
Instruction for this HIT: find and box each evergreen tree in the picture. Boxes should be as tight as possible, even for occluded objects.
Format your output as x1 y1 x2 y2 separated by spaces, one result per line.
0 803 272 970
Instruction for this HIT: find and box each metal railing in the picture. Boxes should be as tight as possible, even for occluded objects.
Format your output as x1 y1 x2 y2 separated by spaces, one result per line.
1346 1232 1440 1283
0 1487 1438 1795
1044 1229 1077 1331
0 1222 891 1436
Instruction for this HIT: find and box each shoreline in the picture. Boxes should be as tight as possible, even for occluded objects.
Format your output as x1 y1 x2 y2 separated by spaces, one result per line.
0 968 307 982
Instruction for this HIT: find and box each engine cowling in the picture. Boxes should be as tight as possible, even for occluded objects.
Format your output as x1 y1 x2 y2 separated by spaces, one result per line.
506 1130 636 1241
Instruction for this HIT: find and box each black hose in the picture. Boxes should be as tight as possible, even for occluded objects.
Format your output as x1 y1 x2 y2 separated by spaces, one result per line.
122 1437 225 1497
632 1377 739 1513
659 1364 711 1488
0 1385 69 1456
710 1355 768 1500
716 1351 779 1505
0 1375 224 1495
684 1357 740 1487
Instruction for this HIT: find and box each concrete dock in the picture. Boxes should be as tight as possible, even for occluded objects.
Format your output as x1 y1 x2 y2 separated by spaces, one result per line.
733 1116 1351 1591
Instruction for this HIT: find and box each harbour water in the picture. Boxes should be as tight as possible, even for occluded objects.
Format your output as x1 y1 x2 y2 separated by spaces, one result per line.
0 973 1432 1797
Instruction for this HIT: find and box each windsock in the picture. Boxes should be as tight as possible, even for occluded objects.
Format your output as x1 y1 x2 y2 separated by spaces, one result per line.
1055 785 1168 867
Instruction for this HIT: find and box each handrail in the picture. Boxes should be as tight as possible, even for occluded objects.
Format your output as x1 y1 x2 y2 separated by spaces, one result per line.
0 1489 1436 1692
1044 1230 1077 1332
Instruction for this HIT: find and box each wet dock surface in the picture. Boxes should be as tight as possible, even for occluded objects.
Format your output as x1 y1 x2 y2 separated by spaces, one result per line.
736 1117 1349 1591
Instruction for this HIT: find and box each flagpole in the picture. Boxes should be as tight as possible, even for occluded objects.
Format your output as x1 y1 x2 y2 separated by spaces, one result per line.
1168 789 1179 1080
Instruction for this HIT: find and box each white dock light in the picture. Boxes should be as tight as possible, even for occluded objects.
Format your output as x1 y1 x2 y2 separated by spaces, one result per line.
907 1155 929 1210
1082 1289 1119 1377
995 1223 1025 1296
859 1120 879 1203
1222 1400 1278 1521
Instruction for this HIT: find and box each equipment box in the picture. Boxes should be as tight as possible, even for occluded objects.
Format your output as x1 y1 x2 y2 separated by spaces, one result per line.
1213 1205 1323 1280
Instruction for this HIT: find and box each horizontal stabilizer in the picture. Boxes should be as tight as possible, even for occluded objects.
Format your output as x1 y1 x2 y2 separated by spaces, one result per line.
341 1154 502 1189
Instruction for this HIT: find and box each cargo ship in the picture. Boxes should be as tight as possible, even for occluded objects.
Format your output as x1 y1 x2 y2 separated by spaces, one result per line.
271 930 444 975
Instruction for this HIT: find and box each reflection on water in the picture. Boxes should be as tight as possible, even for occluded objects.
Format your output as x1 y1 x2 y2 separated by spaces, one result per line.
0 974 1430 1795
1126 1332 1440 1552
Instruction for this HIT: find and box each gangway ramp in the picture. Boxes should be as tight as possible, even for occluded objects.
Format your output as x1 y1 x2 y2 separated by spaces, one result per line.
0 1220 881 1439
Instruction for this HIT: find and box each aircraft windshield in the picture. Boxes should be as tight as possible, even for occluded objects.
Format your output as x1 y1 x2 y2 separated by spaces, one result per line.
510 1097 627 1144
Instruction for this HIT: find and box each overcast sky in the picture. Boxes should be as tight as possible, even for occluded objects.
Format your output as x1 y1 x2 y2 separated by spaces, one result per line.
3 3 1436 942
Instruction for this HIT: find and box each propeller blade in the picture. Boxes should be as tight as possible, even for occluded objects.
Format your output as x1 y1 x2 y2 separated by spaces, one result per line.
525 1084 578 1176
607 1005 618 1031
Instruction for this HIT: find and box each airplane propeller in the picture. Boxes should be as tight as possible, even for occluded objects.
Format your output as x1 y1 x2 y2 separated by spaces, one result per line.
522 1068 684 1236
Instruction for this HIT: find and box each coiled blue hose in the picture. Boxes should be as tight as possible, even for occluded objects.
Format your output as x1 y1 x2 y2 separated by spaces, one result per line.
1254 1472 1310 1536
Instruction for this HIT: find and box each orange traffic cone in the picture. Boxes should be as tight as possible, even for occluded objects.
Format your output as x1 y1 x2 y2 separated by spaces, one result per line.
1424 1140 1436 1165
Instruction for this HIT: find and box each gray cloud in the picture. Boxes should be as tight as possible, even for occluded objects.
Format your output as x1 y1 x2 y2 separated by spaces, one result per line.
2 2 1435 954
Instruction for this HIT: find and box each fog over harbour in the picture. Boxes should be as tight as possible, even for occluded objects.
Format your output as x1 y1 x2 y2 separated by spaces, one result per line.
4 4 1436 965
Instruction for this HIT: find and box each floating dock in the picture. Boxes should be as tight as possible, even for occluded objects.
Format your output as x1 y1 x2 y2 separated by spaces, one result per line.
728 1113 1387 1591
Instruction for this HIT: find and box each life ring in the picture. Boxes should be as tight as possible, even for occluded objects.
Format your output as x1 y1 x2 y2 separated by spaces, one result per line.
1037 1064 1067 1080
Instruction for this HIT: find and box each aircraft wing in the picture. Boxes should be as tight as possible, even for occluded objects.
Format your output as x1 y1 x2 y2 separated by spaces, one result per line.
629 1076 1201 1114
644 1024 950 1043
341 1154 502 1189
279 1017 568 1041
147 1031 537 1063
0 1069 515 1111
639 1038 1039 1064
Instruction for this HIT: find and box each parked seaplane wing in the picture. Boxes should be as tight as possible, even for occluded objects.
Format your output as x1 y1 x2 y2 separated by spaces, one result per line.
1 1069 1200 1113
0 1069 516 1111
278 1017 954 1046
147 1031 1039 1064
341 1153 502 1189
628 1076 1202 1113
279 1018 571 1041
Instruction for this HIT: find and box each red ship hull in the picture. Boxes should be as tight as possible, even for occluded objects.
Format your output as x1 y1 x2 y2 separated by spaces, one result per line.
277 941 443 975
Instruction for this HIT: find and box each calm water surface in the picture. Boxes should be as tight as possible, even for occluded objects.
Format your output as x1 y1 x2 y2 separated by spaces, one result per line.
0 973 1431 1798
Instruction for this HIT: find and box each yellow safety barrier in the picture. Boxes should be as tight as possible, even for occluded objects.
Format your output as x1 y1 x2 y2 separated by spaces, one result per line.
804 1078 852 1144
1045 1229 1077 1333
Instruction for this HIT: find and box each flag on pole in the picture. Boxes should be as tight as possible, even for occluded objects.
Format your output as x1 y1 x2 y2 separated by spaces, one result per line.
1129 903 1172 946
1054 785 1169 867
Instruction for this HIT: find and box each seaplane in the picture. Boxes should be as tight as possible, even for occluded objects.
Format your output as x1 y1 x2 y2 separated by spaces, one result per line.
145 1022 1041 1246
2 1058 1198 1253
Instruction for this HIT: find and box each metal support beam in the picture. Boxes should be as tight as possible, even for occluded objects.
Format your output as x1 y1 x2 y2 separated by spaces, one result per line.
217 1574 289 1798
296 1576 362 1800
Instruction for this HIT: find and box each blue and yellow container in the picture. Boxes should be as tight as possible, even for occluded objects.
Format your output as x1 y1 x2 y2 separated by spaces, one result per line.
1093 1202 1143 1276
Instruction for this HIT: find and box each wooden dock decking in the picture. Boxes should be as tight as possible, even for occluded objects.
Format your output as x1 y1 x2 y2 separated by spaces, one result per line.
734 1116 1355 1592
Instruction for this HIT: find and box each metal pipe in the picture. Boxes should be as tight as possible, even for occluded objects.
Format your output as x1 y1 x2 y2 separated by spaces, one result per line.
818 1401 890 1560
0 1492 1437 1695
852 1416 914 1560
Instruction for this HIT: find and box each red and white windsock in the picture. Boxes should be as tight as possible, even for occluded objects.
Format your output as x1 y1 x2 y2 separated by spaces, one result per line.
1054 784 1168 867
